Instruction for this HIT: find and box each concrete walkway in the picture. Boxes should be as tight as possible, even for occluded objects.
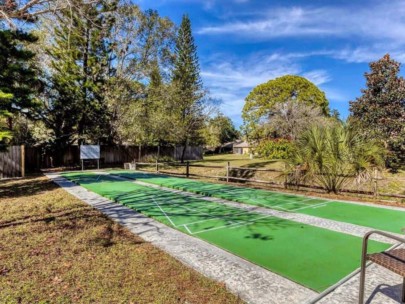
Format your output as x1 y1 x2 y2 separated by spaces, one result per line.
47 172 404 304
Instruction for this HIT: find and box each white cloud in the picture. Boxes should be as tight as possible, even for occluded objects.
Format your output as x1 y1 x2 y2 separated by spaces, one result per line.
197 1 405 43
330 46 405 64
302 70 331 86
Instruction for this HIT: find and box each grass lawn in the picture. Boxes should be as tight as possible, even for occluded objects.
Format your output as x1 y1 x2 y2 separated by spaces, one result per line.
191 154 284 170
148 154 404 203
0 175 243 304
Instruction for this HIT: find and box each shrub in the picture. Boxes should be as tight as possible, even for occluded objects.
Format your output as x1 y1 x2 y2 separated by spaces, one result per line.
286 123 385 193
256 139 294 159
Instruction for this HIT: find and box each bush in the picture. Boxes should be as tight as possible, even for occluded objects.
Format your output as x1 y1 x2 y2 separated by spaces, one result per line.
286 123 385 193
256 139 294 159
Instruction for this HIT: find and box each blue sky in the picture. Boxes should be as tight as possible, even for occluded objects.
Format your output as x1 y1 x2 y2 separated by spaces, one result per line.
136 0 405 128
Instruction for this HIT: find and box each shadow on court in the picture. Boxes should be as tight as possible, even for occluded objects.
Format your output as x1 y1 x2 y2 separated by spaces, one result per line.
61 171 392 293
63 172 295 241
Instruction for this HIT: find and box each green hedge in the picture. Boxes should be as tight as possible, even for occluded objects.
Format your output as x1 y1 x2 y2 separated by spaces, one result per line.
256 139 294 159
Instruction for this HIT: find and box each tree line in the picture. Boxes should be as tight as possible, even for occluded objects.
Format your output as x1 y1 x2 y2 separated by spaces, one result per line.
0 0 238 163
241 56 404 192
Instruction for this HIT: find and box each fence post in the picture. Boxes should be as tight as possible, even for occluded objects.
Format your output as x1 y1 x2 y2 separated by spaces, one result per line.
186 161 190 178
21 145 25 178
284 163 287 189
226 161 230 183
373 168 379 198
156 159 159 173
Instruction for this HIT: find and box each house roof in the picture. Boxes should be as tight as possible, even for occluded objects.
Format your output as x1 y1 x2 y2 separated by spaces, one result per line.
233 141 251 148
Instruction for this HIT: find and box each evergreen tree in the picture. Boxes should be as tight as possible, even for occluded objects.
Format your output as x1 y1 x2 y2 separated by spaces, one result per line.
171 14 205 162
45 0 117 157
0 30 41 131
349 54 405 171
0 91 13 149
203 114 239 150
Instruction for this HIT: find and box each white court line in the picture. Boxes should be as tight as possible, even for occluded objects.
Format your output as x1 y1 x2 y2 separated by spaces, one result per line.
191 214 274 235
183 224 192 234
176 217 220 227
176 211 249 228
270 204 289 211
312 204 328 209
250 197 315 208
229 215 274 229
250 196 331 213
152 198 176 227
293 202 329 211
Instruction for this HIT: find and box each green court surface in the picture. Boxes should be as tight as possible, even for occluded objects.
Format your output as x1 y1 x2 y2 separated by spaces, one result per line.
109 170 405 234
62 172 390 292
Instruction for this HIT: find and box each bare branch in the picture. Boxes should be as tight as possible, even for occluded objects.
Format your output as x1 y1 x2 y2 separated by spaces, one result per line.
0 0 100 28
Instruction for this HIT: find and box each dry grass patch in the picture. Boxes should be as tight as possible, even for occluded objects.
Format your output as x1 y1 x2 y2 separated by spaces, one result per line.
0 175 243 304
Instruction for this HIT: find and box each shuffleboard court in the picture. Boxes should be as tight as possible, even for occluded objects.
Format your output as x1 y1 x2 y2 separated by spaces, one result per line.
109 170 405 234
62 172 390 292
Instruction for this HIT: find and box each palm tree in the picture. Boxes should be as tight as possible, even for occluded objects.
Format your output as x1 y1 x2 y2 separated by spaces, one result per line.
286 122 385 193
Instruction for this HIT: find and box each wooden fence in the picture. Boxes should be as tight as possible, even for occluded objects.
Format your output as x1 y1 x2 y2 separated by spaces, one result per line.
133 161 405 200
23 145 203 172
0 145 25 179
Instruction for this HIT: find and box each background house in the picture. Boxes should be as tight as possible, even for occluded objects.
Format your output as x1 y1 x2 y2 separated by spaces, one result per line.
233 141 252 155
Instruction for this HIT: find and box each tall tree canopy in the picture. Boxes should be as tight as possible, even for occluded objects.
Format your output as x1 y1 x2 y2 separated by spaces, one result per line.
0 91 13 149
106 5 175 147
0 29 41 130
41 0 117 161
349 54 405 171
203 114 239 149
171 14 205 161
242 75 329 141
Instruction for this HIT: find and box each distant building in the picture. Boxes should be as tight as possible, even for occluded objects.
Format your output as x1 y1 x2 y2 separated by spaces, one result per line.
218 141 235 153
233 141 252 155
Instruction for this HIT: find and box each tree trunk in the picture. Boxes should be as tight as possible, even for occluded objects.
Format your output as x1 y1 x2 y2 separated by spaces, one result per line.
7 116 13 131
180 140 188 163
78 24 90 142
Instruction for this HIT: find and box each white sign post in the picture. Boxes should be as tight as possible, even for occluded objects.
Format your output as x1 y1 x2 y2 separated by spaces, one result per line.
80 145 100 170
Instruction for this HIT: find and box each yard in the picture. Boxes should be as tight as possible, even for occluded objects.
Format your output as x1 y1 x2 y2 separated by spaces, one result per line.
191 153 283 169
139 154 405 204
0 176 242 304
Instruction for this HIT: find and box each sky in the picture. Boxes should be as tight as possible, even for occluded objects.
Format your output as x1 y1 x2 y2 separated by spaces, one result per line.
136 0 405 128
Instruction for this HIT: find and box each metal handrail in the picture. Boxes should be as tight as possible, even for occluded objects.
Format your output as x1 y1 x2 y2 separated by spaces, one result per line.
359 230 405 303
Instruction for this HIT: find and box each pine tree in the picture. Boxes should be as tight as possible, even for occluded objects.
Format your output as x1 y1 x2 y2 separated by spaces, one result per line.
0 91 13 149
349 54 405 171
171 14 205 162
0 30 41 131
46 0 117 156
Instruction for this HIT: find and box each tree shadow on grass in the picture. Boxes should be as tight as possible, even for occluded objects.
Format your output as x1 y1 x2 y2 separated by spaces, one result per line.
0 175 53 199
229 168 256 183
240 160 281 169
